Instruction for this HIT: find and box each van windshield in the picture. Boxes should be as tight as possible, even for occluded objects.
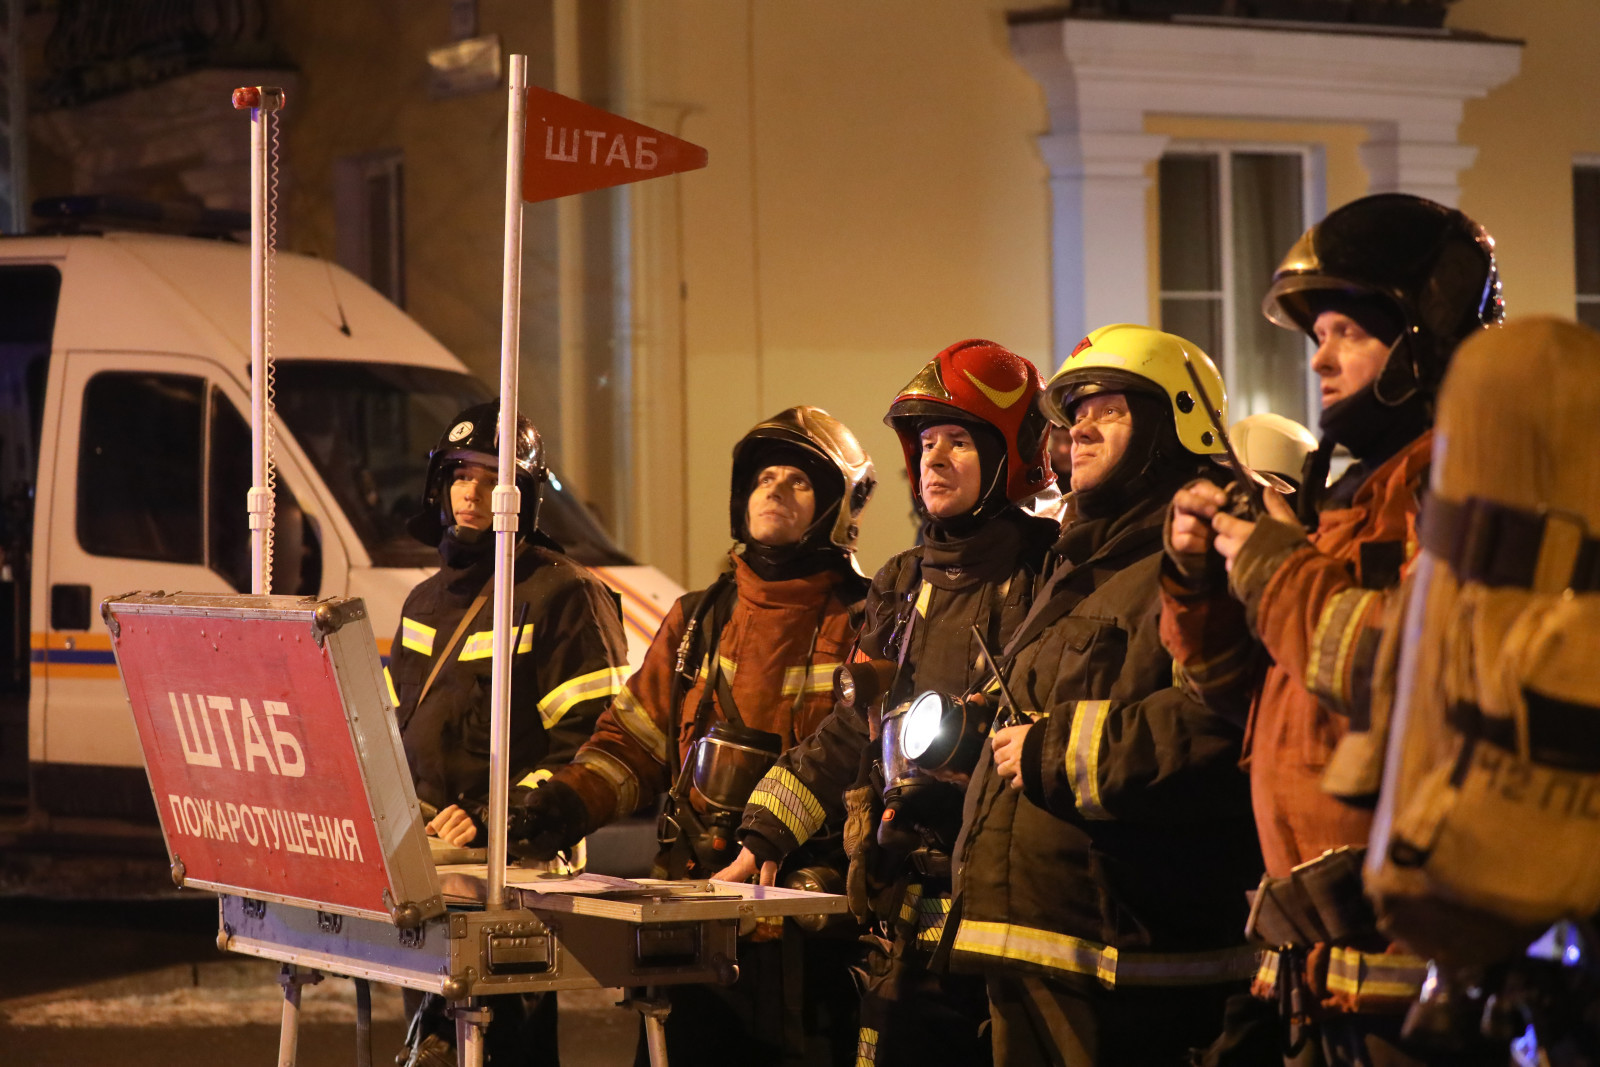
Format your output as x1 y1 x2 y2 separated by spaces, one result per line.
273 362 633 569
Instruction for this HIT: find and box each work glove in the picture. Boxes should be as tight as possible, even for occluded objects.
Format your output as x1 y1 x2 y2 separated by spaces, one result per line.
495 779 589 862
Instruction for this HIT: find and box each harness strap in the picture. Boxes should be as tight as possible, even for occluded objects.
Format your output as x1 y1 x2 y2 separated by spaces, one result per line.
1420 494 1600 593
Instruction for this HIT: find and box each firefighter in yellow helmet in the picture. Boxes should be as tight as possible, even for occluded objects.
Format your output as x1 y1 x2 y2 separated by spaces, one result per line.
963 324 1263 1065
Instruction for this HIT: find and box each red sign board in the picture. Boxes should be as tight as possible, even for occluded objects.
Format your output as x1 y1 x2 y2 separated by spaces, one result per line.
113 609 397 917
523 85 707 203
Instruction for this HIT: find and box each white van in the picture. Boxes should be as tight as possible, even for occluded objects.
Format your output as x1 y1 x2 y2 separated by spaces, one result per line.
0 231 680 865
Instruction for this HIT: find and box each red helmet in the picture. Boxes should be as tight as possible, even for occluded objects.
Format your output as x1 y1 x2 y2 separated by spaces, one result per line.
884 339 1053 514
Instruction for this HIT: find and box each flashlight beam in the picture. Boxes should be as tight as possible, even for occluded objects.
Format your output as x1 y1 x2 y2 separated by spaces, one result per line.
971 625 1027 728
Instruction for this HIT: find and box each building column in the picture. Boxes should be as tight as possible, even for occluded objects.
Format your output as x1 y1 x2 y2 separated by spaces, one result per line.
1360 120 1480 208
1038 128 1169 367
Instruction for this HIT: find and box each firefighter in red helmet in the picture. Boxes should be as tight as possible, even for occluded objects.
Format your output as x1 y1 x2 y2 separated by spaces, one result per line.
718 339 1060 1065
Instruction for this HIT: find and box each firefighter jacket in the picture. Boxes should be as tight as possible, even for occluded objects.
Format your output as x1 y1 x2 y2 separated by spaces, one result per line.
950 493 1262 991
739 508 1059 872
549 553 862 833
388 540 628 818
1159 432 1431 879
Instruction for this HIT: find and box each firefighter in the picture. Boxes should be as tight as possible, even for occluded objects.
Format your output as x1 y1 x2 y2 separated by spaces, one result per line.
720 339 1061 1066
971 324 1263 1066
1160 193 1505 1064
498 406 876 1066
388 400 629 1067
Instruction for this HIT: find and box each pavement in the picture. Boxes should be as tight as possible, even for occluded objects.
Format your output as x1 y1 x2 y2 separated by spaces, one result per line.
0 896 641 1066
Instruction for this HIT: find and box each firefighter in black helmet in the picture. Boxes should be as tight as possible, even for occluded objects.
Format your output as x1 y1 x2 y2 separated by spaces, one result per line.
1162 194 1504 1065
495 405 876 1066
389 400 628 1067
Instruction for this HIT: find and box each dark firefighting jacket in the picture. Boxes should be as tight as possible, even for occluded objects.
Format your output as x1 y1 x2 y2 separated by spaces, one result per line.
550 554 861 841
388 541 628 817
739 510 1059 885
950 496 1262 990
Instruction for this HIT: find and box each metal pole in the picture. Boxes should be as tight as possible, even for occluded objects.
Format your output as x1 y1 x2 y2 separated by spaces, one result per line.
274 965 320 1067
454 1000 492 1067
353 977 372 1067
486 53 528 912
234 85 285 596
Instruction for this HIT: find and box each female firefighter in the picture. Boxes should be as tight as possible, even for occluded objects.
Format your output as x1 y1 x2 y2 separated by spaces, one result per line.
388 401 629 1067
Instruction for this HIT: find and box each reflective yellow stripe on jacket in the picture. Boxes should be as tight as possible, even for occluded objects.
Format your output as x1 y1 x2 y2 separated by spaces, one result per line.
1065 700 1114 820
458 624 534 662
952 919 1259 988
401 618 436 655
748 766 826 845
782 663 835 698
1325 947 1428 1000
537 666 626 728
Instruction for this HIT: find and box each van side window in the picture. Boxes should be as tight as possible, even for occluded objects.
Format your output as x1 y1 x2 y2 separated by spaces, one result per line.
78 372 203 562
208 390 321 596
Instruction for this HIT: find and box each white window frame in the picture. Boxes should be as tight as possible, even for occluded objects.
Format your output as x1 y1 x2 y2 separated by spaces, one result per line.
334 150 406 308
1161 139 1326 420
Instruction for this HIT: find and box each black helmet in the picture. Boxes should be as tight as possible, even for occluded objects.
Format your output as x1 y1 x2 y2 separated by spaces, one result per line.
1262 193 1504 398
729 406 875 555
407 401 546 546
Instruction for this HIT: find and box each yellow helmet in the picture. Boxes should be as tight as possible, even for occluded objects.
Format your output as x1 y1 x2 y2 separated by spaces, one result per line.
1041 323 1227 457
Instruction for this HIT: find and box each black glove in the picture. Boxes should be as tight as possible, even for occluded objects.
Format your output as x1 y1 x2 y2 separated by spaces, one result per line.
494 779 589 862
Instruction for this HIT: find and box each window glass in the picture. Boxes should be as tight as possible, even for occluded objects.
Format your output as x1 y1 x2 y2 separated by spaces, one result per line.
1159 147 1310 425
78 372 203 562
273 361 631 568
208 391 320 594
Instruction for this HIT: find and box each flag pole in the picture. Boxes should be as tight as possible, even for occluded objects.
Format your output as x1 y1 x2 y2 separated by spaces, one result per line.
486 53 528 912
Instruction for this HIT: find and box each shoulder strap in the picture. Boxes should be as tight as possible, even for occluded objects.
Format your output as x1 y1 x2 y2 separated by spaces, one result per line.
417 581 493 707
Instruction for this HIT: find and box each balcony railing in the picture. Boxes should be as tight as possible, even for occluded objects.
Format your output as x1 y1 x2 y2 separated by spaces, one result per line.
37 0 277 109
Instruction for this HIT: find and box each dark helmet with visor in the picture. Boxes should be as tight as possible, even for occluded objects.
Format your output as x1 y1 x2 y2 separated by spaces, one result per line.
408 401 547 546
729 405 876 555
1262 193 1504 398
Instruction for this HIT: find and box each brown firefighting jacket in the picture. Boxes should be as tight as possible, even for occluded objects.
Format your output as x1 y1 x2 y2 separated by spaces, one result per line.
739 510 1058 897
388 542 628 817
1159 432 1431 879
950 495 1262 991
551 554 860 836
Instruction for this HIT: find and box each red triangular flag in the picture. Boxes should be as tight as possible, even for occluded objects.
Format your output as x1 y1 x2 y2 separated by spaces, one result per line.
522 86 708 202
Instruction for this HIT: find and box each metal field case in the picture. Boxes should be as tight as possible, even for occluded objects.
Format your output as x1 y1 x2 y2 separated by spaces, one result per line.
219 876 848 997
104 591 442 925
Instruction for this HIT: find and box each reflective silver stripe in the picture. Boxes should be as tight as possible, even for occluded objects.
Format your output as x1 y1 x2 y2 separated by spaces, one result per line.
610 687 668 763
1306 589 1380 712
573 747 640 820
1255 949 1280 989
914 893 952 944
459 624 534 662
1325 947 1428 999
782 662 835 697
694 652 739 683
747 766 826 844
537 666 626 728
898 882 923 925
952 919 1259 988
855 1026 879 1067
1065 700 1113 820
401 617 436 655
